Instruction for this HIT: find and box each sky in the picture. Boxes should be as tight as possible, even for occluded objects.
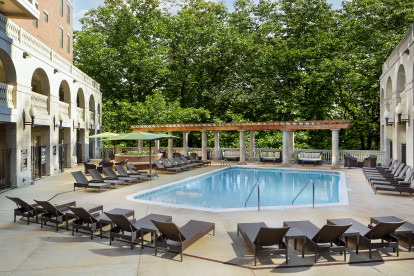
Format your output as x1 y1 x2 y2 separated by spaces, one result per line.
73 0 344 30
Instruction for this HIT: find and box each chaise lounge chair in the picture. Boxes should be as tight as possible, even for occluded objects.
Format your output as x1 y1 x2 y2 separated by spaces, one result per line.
68 206 110 240
34 200 76 231
283 220 351 262
88 168 126 187
180 156 203 167
72 171 112 192
371 168 414 188
153 160 182 173
152 219 215 261
327 218 404 258
103 167 143 183
127 164 159 178
188 155 211 165
104 212 172 250
368 165 410 186
115 165 152 180
237 222 290 265
6 196 42 224
374 179 414 195
174 157 199 169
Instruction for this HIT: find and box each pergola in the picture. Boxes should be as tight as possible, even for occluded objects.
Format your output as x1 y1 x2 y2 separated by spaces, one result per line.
131 120 352 168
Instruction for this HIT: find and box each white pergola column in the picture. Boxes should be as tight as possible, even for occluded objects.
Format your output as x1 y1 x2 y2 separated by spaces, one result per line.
214 131 220 161
288 131 294 161
248 131 255 162
331 129 340 169
182 132 189 156
281 130 291 167
137 140 144 152
239 130 247 164
168 131 174 158
155 140 160 153
201 130 207 161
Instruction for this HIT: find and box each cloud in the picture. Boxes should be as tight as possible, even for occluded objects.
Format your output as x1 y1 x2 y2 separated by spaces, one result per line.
73 9 88 21
88 0 105 6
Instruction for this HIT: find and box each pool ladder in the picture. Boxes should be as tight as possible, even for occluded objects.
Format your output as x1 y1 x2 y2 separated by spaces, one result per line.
221 159 231 168
292 180 314 208
245 182 260 211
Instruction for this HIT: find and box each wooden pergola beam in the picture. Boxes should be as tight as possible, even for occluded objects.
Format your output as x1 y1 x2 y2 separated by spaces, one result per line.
130 120 352 132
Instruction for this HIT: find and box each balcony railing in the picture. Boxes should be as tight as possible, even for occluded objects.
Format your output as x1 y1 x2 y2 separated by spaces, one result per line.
0 83 15 108
89 111 95 123
76 107 85 121
58 101 70 119
31 91 48 114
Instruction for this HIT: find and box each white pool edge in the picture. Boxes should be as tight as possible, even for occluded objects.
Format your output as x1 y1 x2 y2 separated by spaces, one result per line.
126 166 348 212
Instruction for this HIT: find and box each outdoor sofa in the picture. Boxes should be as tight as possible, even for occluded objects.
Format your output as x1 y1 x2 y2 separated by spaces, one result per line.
259 150 282 164
297 152 323 166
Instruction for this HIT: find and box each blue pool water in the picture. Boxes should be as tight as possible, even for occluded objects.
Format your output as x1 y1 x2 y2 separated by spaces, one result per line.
130 167 346 211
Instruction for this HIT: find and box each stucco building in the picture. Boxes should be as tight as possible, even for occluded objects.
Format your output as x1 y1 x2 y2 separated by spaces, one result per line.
380 23 414 166
0 0 102 189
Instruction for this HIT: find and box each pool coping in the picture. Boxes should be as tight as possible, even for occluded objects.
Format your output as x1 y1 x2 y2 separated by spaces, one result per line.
126 166 348 212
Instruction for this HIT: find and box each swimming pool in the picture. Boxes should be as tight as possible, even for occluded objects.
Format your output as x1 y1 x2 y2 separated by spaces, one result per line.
127 167 348 212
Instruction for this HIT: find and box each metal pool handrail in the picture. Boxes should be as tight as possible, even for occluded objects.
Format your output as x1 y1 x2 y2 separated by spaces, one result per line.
292 180 314 208
221 159 231 168
245 182 260 211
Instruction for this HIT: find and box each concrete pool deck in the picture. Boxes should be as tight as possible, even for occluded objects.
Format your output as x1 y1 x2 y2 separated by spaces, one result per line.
1 162 414 275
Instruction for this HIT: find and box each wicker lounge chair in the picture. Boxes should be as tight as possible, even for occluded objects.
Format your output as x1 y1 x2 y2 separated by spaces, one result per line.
153 160 182 172
83 162 96 175
115 165 151 180
88 168 125 187
68 206 110 240
34 200 76 231
364 159 399 176
152 219 215 261
180 156 203 167
283 220 351 262
6 196 42 224
358 155 377 168
126 164 159 178
237 222 290 265
368 165 410 185
72 171 112 192
97 158 114 173
327 218 404 258
374 179 414 195
344 155 358 168
188 155 211 165
174 157 199 169
370 167 414 188
365 162 404 181
162 158 186 170
259 150 282 164
103 167 143 183
364 158 394 172
297 152 323 166
104 212 172 250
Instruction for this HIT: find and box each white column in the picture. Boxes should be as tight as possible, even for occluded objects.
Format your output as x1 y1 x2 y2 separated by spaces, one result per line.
248 131 255 162
281 130 290 167
382 125 388 165
182 132 189 156
214 131 220 161
155 140 160 153
138 140 144 152
201 130 207 161
288 131 294 161
239 130 247 164
331 129 340 169
168 131 173 158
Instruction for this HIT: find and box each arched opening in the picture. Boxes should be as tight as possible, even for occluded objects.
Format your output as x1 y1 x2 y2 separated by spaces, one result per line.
89 95 96 125
386 77 392 102
97 103 101 126
31 68 50 114
396 64 406 100
0 49 16 84
75 88 85 123
58 80 71 118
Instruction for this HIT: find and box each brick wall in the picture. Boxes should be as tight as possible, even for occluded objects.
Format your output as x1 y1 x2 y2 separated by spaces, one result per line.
12 0 73 63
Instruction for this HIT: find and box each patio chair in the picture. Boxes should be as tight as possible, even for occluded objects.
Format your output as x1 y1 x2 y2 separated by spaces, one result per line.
6 196 42 224
127 164 159 178
72 171 112 192
237 222 290 265
180 156 203 167
115 159 128 166
344 155 358 168
365 162 404 180
152 219 215 261
283 220 351 262
368 164 410 185
34 200 76 231
102 167 143 183
188 155 211 165
67 206 110 240
83 162 96 175
364 159 400 176
88 168 125 187
370 167 413 187
115 165 151 179
327 218 404 258
374 179 414 195
364 158 394 172
162 158 186 169
358 155 377 168
174 157 198 169
104 212 172 250
153 160 182 173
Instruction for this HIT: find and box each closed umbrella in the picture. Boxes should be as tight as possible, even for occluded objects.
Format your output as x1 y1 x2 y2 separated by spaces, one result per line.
103 131 178 173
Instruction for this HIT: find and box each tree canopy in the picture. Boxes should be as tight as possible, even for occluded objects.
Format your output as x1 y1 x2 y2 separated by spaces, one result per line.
74 0 414 149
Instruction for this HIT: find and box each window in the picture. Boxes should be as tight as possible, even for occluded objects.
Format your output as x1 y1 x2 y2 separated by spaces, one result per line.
59 28 63 48
32 19 38 28
66 35 70 53
35 1 38 9
66 5 70 24
43 11 48 22
59 0 63 16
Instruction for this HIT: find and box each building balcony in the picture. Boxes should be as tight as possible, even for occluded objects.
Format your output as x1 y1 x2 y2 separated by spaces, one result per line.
0 0 40 20
58 101 70 120
76 107 84 122
0 82 15 110
31 91 48 115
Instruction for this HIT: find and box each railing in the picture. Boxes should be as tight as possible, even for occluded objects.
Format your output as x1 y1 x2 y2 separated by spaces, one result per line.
292 180 314 208
245 182 260 211
75 107 85 121
58 101 70 118
0 83 15 108
221 159 231 168
31 91 48 114
89 111 95 124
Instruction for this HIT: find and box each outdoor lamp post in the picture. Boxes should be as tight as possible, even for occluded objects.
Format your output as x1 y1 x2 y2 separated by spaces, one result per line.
23 105 37 129
54 112 63 130
395 103 410 125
